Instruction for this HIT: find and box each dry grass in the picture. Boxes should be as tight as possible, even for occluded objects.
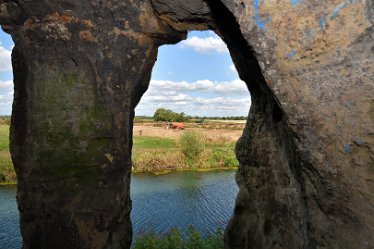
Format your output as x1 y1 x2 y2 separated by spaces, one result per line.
0 125 15 182
0 123 240 182
133 125 242 142
132 149 186 172
0 151 15 182
132 126 239 173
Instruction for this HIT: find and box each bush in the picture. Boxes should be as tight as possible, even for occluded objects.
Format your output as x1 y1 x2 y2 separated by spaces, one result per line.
0 157 16 182
211 148 238 167
133 227 224 249
154 108 189 122
179 131 205 165
132 152 186 173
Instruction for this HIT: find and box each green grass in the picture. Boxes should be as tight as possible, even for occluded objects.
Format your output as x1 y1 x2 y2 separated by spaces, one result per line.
0 124 238 182
133 227 224 249
132 134 238 173
180 131 205 165
210 148 238 167
0 125 10 151
0 125 15 183
133 136 176 148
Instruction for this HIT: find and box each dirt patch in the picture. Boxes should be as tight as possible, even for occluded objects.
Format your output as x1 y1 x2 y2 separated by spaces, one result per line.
133 125 243 142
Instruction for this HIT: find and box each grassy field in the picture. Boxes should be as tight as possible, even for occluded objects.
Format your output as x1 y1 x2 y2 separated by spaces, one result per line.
132 132 238 173
0 125 15 183
133 136 176 148
0 123 239 182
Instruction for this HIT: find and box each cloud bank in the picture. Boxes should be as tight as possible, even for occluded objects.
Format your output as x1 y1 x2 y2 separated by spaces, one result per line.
135 79 251 117
0 43 12 72
149 79 248 95
178 34 229 54
0 80 13 114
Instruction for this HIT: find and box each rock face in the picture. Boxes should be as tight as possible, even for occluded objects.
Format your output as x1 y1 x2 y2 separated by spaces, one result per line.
0 0 373 248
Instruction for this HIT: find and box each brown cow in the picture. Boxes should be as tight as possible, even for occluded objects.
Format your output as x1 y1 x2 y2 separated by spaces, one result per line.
170 122 185 130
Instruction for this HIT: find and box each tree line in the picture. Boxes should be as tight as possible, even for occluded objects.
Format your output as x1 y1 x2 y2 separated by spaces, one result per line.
149 108 247 122
153 108 189 122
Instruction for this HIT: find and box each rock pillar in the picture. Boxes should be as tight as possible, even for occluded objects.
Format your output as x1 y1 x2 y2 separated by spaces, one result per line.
1 1 182 248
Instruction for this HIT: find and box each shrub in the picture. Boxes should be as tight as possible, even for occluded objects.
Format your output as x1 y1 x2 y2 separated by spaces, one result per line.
179 131 205 165
0 157 16 182
154 108 189 122
211 148 238 167
133 228 184 249
132 152 185 173
0 169 4 182
133 228 224 249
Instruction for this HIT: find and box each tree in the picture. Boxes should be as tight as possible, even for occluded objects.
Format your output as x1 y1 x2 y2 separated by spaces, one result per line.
153 108 189 122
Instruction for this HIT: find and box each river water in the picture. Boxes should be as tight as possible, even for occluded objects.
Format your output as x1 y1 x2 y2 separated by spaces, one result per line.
0 170 238 248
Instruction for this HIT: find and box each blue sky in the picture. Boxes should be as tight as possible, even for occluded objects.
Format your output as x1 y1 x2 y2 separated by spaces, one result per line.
0 30 251 117
0 29 13 115
136 31 251 117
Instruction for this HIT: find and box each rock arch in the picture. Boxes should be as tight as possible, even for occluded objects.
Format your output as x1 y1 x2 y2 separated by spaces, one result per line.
0 0 373 248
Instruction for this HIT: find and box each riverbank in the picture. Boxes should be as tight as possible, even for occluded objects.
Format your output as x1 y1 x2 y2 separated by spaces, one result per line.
0 124 240 183
132 125 239 173
0 125 15 183
0 181 16 186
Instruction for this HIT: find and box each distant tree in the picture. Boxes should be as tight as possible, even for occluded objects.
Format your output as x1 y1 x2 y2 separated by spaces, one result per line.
154 108 172 121
153 108 189 122
175 112 188 122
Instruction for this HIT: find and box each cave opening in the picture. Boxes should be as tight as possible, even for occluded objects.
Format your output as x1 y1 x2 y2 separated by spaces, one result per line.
130 30 250 239
2 0 370 248
0 28 20 248
130 0 291 246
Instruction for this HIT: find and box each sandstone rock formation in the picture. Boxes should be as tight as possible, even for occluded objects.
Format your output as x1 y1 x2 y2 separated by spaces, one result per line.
0 0 373 248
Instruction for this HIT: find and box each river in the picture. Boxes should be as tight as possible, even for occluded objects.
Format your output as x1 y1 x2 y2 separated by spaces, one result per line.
0 170 238 248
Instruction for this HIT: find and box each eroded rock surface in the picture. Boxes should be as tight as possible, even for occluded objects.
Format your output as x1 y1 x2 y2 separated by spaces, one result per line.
0 0 373 248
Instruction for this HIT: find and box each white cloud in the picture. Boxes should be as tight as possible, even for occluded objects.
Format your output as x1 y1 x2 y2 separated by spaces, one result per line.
0 81 14 110
0 80 13 89
148 79 248 96
0 43 12 72
178 34 228 54
0 86 14 116
135 78 251 117
230 64 236 72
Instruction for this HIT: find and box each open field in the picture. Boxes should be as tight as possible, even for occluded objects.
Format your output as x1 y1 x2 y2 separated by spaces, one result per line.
0 125 15 183
132 126 239 173
134 119 246 130
0 123 241 182
133 125 243 141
